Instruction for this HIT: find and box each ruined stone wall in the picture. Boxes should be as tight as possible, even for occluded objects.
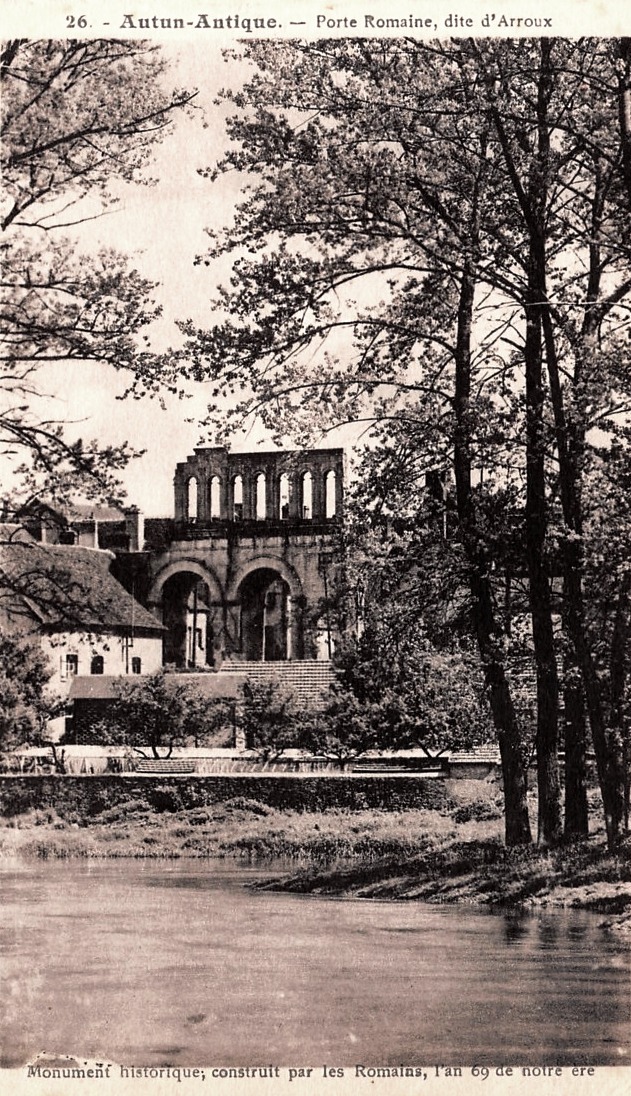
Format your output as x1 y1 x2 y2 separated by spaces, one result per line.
146 525 342 662
173 447 345 523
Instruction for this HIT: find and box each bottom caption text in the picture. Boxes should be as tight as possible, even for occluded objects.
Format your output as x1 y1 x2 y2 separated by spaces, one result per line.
25 1063 599 1082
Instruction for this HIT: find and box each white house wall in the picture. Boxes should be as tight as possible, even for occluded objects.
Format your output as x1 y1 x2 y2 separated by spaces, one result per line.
40 632 163 697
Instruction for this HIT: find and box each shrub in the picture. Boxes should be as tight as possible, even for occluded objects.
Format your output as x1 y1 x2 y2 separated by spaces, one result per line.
453 801 503 824
222 797 274 816
95 799 153 824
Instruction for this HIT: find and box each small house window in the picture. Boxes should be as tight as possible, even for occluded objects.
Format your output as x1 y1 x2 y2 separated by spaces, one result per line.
90 655 104 675
131 657 142 675
66 654 79 676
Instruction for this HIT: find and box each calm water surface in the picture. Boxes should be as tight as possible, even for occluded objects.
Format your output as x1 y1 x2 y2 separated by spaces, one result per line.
1 858 629 1067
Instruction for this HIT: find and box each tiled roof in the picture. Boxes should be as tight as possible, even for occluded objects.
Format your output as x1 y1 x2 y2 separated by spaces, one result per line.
70 673 240 701
65 503 126 523
219 659 336 707
448 742 502 764
15 499 126 524
0 523 34 543
0 541 162 633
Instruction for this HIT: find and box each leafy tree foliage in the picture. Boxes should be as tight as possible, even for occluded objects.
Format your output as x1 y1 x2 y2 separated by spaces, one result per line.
0 633 56 751
331 630 491 754
0 39 195 506
165 38 631 847
239 677 302 760
102 671 231 758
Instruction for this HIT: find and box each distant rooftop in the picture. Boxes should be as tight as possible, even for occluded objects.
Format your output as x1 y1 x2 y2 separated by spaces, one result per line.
0 540 162 633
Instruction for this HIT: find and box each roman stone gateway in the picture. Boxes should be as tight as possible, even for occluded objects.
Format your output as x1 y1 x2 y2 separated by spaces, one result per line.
127 447 345 671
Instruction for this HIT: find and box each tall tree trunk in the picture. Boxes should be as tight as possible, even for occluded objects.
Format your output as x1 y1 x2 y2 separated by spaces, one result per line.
454 258 532 846
541 145 627 848
486 39 561 845
559 556 626 848
524 261 562 846
581 640 627 849
617 38 631 211
524 44 562 844
562 633 589 839
469 567 532 845
528 40 562 846
607 570 631 840
542 310 590 841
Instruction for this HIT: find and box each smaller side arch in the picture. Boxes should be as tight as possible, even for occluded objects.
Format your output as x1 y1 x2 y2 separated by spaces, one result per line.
226 555 303 603
148 558 224 606
186 475 199 521
209 475 222 519
148 559 225 670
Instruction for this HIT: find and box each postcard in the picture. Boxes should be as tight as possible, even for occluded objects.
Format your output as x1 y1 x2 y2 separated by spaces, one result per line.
0 3 629 1096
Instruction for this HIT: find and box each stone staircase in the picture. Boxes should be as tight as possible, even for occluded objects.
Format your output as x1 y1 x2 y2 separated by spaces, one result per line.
218 660 336 707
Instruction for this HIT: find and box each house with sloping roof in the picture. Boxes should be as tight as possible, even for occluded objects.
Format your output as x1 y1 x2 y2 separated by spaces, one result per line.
0 533 164 737
15 498 136 550
67 671 242 746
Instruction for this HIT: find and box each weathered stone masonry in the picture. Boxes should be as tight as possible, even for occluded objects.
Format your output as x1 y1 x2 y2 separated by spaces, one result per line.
114 447 345 671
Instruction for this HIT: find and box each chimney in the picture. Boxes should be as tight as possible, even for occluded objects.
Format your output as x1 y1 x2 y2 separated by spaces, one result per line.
125 507 145 552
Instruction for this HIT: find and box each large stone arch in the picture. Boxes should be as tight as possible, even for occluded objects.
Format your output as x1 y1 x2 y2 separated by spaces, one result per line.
149 559 225 669
149 558 224 606
227 556 305 662
226 555 303 603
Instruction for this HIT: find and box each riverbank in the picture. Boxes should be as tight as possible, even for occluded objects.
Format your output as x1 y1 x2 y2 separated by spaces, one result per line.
1 778 629 937
256 831 631 936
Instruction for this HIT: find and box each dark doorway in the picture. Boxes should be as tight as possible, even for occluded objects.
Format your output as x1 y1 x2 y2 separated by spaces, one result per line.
161 573 214 668
239 569 291 661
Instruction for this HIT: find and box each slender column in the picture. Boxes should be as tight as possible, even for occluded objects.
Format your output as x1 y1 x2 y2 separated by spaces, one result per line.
334 471 343 518
266 473 278 520
312 470 325 520
224 600 241 655
289 472 302 519
286 594 293 659
242 474 254 520
174 474 187 521
219 476 229 520
196 472 209 521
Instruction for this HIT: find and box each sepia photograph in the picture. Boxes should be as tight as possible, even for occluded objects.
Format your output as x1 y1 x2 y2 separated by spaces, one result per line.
1 6 630 1090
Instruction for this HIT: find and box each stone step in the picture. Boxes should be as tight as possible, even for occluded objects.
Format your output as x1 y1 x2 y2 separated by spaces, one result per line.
218 660 335 705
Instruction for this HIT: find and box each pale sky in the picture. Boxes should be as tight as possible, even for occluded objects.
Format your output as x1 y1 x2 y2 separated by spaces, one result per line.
48 43 249 516
42 42 355 517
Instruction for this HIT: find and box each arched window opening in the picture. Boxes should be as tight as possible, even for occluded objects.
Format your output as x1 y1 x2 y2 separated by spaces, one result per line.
325 470 337 519
279 473 291 519
232 475 243 520
209 475 221 519
302 471 313 519
90 654 104 675
255 473 266 520
131 656 142 675
187 476 198 522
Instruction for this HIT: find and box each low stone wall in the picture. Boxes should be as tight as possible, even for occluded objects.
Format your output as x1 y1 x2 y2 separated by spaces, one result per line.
0 774 448 819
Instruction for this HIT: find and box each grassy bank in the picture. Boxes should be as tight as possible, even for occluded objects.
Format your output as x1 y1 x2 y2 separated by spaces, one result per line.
1 778 629 938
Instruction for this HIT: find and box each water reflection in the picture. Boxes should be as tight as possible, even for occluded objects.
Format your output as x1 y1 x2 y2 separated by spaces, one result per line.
502 913 532 944
1 859 629 1068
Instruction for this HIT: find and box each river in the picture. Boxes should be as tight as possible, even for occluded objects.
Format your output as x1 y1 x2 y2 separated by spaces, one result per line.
1 859 629 1068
